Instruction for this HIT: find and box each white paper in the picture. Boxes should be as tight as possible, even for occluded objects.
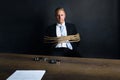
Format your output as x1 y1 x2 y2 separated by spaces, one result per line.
7 70 46 80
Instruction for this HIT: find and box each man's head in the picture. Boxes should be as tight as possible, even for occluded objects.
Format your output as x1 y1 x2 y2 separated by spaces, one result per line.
55 7 66 24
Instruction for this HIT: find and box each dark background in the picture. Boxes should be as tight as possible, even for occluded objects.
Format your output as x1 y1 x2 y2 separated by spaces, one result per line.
0 0 119 59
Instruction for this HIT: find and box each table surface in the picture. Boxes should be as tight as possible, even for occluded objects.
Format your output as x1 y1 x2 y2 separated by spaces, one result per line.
1 53 120 80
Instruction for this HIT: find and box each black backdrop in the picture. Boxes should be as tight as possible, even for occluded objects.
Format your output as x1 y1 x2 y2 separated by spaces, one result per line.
0 0 119 59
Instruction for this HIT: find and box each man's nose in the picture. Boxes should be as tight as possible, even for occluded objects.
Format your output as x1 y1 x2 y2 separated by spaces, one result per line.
59 16 62 19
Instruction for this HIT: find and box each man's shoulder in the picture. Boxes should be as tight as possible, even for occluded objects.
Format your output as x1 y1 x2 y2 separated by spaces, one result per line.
65 23 75 26
45 24 56 31
65 23 76 28
49 23 56 27
47 23 56 29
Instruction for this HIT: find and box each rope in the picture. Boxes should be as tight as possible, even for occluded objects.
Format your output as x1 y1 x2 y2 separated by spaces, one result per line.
44 33 80 43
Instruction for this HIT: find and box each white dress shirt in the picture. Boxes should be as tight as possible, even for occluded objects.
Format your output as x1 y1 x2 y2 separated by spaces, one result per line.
55 22 73 50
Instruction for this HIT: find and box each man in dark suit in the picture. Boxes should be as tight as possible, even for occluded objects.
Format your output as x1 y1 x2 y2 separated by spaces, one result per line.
44 7 80 57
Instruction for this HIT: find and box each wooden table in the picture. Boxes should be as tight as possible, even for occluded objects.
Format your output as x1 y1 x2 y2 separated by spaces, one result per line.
0 53 120 80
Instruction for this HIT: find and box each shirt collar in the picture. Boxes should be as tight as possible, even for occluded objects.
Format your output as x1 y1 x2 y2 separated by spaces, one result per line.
57 22 65 26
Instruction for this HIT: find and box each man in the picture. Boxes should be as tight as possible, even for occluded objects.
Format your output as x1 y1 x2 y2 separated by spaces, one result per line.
44 7 80 57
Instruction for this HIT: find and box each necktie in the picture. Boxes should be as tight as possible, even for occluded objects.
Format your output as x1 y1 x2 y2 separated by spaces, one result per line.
60 26 65 36
59 26 73 50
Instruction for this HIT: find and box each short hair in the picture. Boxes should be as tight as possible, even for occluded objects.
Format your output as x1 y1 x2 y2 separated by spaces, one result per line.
55 7 66 15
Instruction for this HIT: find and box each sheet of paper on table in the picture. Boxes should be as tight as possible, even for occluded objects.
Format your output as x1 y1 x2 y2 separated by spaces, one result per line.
6 70 46 80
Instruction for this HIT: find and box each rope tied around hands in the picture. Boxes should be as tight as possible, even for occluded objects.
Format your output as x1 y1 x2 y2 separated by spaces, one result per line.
44 33 80 43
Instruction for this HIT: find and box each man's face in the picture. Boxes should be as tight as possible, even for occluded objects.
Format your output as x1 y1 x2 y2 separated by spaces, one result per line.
55 10 66 24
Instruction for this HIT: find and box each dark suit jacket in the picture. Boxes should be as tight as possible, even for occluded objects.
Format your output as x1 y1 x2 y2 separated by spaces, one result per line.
44 23 80 52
